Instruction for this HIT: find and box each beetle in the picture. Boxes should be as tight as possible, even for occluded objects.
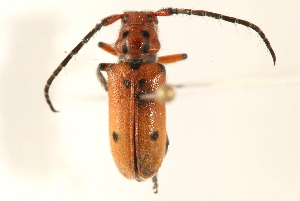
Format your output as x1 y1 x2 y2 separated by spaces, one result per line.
44 8 276 193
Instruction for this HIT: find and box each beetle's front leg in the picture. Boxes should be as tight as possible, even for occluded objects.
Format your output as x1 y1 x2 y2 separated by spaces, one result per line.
98 42 117 56
96 63 109 92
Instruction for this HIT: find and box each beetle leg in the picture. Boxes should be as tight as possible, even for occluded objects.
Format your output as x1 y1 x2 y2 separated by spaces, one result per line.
165 135 169 155
152 174 158 194
96 64 108 92
98 42 118 56
157 53 187 64
98 63 112 71
151 135 169 194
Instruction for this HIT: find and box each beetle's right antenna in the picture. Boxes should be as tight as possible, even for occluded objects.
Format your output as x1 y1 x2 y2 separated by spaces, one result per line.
156 8 276 65
44 14 123 112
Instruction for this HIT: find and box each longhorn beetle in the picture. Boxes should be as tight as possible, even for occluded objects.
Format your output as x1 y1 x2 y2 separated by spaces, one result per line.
44 8 276 193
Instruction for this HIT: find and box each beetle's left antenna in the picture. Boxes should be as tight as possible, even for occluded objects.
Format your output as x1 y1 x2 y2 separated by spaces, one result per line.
44 14 123 112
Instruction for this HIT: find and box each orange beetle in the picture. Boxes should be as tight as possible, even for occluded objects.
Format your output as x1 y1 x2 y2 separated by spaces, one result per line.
44 8 276 193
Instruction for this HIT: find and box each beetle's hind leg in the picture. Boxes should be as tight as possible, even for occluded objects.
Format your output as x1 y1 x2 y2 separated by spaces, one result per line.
152 174 158 194
165 135 169 155
151 135 169 194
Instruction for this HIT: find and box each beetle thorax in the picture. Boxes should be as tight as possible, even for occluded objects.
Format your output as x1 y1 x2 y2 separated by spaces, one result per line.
114 12 161 63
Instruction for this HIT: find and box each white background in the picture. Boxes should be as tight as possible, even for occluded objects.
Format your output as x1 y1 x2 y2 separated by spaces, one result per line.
1 0 300 200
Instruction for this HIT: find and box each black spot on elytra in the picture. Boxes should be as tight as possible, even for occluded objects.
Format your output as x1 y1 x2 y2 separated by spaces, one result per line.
138 79 146 87
151 131 159 141
122 43 128 54
112 132 119 142
124 79 131 88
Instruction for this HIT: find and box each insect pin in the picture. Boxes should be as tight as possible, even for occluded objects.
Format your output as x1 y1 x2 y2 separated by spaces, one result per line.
44 8 276 193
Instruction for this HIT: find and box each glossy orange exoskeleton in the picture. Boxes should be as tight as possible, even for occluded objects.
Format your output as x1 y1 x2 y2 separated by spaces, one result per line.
44 8 276 193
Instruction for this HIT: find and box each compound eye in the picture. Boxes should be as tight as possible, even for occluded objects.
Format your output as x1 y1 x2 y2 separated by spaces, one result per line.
123 14 129 23
146 13 158 24
146 14 153 20
124 14 129 20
